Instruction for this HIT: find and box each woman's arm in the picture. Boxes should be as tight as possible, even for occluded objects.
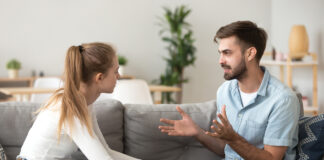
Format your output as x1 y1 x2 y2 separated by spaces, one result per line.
66 116 115 160
91 109 140 160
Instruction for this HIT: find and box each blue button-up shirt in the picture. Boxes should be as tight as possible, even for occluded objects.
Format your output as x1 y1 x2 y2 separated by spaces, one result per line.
216 67 299 160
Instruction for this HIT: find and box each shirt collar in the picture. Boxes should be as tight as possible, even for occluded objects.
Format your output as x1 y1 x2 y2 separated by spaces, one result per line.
257 66 269 96
231 66 269 97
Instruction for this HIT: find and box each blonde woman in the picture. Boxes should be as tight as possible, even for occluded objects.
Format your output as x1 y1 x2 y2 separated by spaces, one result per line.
17 43 139 160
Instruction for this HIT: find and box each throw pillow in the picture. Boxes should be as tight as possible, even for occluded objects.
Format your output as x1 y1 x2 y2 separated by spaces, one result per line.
296 114 324 160
0 144 7 160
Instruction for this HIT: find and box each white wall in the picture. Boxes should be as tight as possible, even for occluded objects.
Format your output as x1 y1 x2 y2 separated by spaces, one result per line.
0 0 272 103
271 0 324 112
178 0 272 103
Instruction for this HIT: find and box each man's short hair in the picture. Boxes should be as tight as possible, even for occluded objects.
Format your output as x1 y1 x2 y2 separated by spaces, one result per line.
214 21 268 61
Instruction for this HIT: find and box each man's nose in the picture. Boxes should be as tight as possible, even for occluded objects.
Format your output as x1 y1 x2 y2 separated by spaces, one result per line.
219 54 225 64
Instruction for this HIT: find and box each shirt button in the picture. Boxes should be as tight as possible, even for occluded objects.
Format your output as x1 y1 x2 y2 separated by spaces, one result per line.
238 114 242 118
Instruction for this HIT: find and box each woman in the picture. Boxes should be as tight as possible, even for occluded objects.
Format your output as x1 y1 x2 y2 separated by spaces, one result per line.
17 42 139 160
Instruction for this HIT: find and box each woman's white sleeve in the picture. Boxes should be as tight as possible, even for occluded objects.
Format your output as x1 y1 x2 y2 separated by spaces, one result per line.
91 110 140 160
65 117 114 160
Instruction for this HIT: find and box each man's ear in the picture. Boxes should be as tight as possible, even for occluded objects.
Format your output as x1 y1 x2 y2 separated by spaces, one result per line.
247 47 257 61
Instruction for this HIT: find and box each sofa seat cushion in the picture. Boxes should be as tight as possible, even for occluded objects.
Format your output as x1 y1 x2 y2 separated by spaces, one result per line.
296 114 324 160
124 100 222 160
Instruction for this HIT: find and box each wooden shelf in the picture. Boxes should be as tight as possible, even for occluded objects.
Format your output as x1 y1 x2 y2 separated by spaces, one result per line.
261 60 318 67
304 106 319 115
261 53 318 115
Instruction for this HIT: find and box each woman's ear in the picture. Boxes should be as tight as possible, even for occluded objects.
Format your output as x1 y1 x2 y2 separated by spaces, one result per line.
95 73 103 83
247 47 257 61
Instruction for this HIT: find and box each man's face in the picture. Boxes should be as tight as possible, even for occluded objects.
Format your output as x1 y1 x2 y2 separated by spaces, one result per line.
218 36 247 80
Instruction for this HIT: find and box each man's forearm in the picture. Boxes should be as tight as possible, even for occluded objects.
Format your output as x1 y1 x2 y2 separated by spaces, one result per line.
228 133 272 160
195 128 225 157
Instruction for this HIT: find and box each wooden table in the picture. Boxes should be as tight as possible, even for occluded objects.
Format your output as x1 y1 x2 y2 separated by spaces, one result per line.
0 75 134 86
149 85 181 104
0 85 181 104
0 77 35 87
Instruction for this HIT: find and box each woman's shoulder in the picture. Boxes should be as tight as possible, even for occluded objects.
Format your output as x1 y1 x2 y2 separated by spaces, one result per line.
38 97 63 115
34 103 61 127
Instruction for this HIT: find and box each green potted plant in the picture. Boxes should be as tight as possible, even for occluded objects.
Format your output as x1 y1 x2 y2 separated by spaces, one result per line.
118 55 128 75
157 5 196 103
6 59 21 79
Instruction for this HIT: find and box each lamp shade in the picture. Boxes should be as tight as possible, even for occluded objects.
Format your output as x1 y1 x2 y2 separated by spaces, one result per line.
289 25 309 60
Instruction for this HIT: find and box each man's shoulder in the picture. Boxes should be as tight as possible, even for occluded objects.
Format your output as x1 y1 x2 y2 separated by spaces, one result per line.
266 75 300 114
267 75 297 99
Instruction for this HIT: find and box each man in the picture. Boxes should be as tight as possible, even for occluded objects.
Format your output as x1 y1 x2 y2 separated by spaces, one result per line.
159 21 300 160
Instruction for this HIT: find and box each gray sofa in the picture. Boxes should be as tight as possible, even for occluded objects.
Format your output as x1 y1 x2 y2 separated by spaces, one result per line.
0 99 222 160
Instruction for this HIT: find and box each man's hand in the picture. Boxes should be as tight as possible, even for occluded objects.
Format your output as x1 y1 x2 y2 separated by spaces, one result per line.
206 105 288 160
159 106 227 156
159 106 200 137
205 105 238 142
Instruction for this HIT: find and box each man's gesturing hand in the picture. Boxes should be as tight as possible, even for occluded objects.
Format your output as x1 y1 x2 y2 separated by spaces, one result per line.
205 105 237 142
159 106 200 137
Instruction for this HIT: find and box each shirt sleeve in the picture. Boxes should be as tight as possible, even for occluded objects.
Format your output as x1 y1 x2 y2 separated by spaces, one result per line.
91 110 111 150
65 116 115 160
263 94 300 146
68 107 138 160
91 110 140 160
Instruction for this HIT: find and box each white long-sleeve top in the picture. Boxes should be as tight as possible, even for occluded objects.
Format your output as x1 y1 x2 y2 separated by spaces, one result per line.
19 101 139 160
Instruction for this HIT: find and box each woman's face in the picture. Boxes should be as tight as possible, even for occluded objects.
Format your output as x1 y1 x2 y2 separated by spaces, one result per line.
99 55 120 93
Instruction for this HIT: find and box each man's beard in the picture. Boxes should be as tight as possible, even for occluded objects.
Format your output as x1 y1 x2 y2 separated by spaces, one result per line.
222 58 247 80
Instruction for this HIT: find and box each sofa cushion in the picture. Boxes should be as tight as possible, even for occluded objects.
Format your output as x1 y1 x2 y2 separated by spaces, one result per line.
0 102 40 160
296 114 324 160
124 100 222 160
93 99 124 152
0 99 124 160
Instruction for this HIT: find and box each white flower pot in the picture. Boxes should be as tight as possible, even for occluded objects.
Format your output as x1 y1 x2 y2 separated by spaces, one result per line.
119 66 125 76
8 69 19 79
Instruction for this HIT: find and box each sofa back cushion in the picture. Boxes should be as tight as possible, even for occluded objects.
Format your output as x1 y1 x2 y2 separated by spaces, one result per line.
93 99 124 152
124 100 222 160
0 102 40 160
0 99 124 160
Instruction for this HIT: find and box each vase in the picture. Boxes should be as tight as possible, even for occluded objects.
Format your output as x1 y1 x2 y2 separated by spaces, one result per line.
8 69 19 79
288 25 309 61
